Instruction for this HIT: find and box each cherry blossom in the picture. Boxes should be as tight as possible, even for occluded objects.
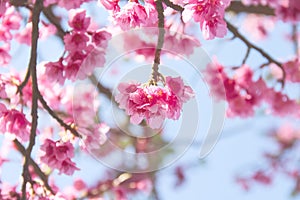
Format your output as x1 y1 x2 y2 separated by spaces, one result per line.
182 0 230 39
115 76 194 129
0 103 31 142
113 1 148 30
68 9 91 32
40 139 79 175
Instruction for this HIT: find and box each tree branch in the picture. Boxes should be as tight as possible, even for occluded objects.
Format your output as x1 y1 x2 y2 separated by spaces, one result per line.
150 0 165 85
14 140 54 195
21 1 43 199
42 5 66 40
89 74 113 100
226 1 275 16
162 0 183 12
37 92 81 138
226 20 286 86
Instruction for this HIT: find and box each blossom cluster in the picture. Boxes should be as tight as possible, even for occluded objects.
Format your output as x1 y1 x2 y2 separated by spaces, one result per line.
204 60 300 117
40 139 79 175
182 0 231 39
0 103 31 142
115 76 194 129
99 0 158 30
45 10 111 84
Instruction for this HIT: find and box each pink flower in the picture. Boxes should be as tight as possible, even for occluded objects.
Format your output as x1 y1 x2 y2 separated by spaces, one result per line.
79 123 109 150
99 0 120 11
200 15 227 40
182 0 230 39
242 14 275 40
40 139 79 175
44 59 65 85
113 2 147 30
68 9 91 32
283 58 300 82
15 22 32 45
39 22 57 39
115 77 194 129
2 7 21 30
0 104 31 142
92 29 112 47
0 44 11 66
64 32 90 52
64 60 82 81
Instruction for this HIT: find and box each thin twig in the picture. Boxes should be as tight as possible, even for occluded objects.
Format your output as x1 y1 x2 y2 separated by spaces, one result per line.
242 47 251 65
225 20 286 87
14 140 55 195
37 92 81 138
162 0 183 12
17 68 31 94
150 0 165 85
42 5 66 40
21 1 43 199
89 74 113 100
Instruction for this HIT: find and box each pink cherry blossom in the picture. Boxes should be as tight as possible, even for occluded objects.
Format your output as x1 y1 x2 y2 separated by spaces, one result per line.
44 59 65 85
113 2 148 30
40 139 79 175
115 77 194 129
0 44 11 66
242 14 275 40
99 0 120 12
2 7 21 30
182 0 230 40
15 22 32 45
282 58 300 82
64 32 90 52
92 29 112 47
0 104 31 142
79 123 109 150
68 9 91 32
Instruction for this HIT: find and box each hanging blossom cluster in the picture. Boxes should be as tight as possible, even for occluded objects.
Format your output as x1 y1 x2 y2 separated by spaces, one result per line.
182 0 231 40
115 76 194 129
45 9 111 84
40 139 79 175
242 0 300 22
204 59 300 117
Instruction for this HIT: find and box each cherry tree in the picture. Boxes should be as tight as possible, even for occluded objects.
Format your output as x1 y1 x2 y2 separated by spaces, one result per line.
0 0 299 199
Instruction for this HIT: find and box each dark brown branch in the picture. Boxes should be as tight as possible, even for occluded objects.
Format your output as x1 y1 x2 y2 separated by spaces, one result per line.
89 74 113 100
226 1 275 15
150 0 165 85
17 67 31 94
14 140 54 195
42 5 66 40
37 92 81 138
226 20 286 86
242 47 251 65
162 0 183 12
21 1 43 199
